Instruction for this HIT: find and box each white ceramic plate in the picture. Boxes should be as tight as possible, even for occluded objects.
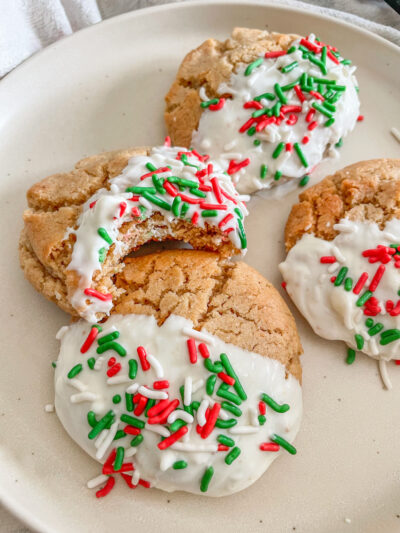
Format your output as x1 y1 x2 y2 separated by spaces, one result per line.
1 1 400 532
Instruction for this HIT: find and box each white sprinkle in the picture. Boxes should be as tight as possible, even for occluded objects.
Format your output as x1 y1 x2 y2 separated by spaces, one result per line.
199 86 209 101
378 359 392 390
383 232 397 241
55 326 69 340
68 378 87 392
331 246 346 263
110 184 119 193
219 152 243 160
126 382 139 394
94 356 105 370
197 399 209 426
168 410 194 424
107 376 131 385
139 196 152 210
184 376 192 406
160 452 175 472
390 127 400 144
44 404 54 413
229 426 260 435
146 354 164 378
87 474 109 489
125 447 137 457
238 194 251 202
182 327 216 346
249 407 260 426
328 262 340 273
95 429 109 449
369 337 379 356
132 470 140 485
138 386 168 400
171 442 218 452
218 408 230 421
344 518 352 524
96 421 119 460
223 139 237 151
333 222 355 233
200 138 211 150
192 379 204 393
70 392 97 403
145 423 170 437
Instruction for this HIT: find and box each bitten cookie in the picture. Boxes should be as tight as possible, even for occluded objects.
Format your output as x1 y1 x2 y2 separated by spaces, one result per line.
20 145 248 321
54 250 302 497
165 27 360 194
280 159 400 371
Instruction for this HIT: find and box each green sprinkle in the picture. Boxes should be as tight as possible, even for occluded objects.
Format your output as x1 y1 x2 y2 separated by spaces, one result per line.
146 162 157 172
215 418 237 429
173 460 188 470
221 401 242 417
138 205 147 217
87 357 96 369
113 430 126 441
253 139 261 146
380 330 400 345
97 227 113 245
217 435 235 447
120 414 145 429
260 164 267 179
179 385 185 403
308 55 327 74
87 411 97 428
201 210 218 217
128 359 138 379
334 267 348 286
271 434 297 455
287 45 296 54
247 126 256 136
143 399 154 417
272 101 282 117
126 186 157 194
368 323 384 336
52 361 57 368
333 85 346 91
300 72 309 88
274 170 282 181
254 92 275 101
169 419 187 433
152 175 165 195
180 153 199 169
204 359 223 373
398 288 400 297
299 175 310 187
312 102 332 118
324 117 335 127
189 187 207 198
272 142 285 159
356 290 373 307
344 278 353 291
234 207 243 220
281 61 298 73
274 83 287 104
355 334 364 350
281 80 298 91
96 341 126 356
237 218 247 249
172 195 181 216
113 447 125 471
220 353 247 400
200 98 219 108
321 46 327 66
322 101 336 112
341 59 352 65
252 108 269 118
200 466 214 492
225 446 241 465
125 393 134 412
184 404 194 416
206 374 217 395
130 434 144 447
142 191 171 211
216 384 242 406
294 142 308 167
112 394 121 404
88 410 114 439
244 57 263 76
180 202 189 217
365 318 374 327
261 392 290 413
68 364 83 379
258 414 266 425
98 331 120 345
191 401 200 411
98 247 107 263
346 348 356 365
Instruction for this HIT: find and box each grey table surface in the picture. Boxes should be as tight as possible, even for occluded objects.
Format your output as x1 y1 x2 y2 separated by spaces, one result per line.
1 0 399 531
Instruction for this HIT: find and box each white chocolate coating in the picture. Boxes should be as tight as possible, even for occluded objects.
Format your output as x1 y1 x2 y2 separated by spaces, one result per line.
192 35 360 194
66 146 248 321
280 219 400 361
54 314 302 496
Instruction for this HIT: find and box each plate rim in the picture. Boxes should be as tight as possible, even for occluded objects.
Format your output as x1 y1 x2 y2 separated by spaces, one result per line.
1 0 399 531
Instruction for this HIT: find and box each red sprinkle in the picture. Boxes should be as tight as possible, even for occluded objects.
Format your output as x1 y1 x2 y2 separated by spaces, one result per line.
131 207 140 217
89 200 97 209
147 399 171 417
243 100 263 110
320 256 337 264
259 443 280 452
80 326 100 354
191 149 205 162
153 380 169 390
107 363 121 378
137 346 150 371
178 193 202 204
395 360 400 366
258 401 266 415
119 202 127 217
286 114 298 126
218 213 234 229
256 116 275 131
353 272 368 295
120 473 137 489
134 395 148 416
308 121 318 131
148 399 180 425
207 163 213 175
83 288 112 301
357 115 364 122
138 479 151 488
198 343 210 358
218 444 229 451
96 476 115 498
140 166 170 181
164 136 171 147
217 372 235 386
306 109 316 123
201 403 221 439
239 118 256 134
285 143 293 152
389 300 400 317
129 195 140 202
108 357 116 367
209 98 225 111
227 158 250 175
327 50 340 64
330 276 336 283
294 85 305 103
264 50 287 58
210 177 223 204
300 38 321 53
309 90 324 101
224 227 234 234
191 212 199 225
187 338 197 364
102 449 116 474
369 265 385 292
200 202 227 211
220 189 238 205
281 281 287 289
163 181 179 197
302 136 310 144
123 425 141 436
158 426 188 450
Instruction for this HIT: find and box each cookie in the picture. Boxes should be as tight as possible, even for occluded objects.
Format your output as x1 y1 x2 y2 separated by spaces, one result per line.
165 27 360 194
54 250 302 497
280 159 400 372
20 145 248 321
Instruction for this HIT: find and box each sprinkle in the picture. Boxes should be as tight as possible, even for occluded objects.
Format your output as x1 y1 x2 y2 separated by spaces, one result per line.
353 272 368 295
153 380 169 390
229 425 259 435
274 83 287 104
356 290 373 307
130 435 144 447
197 399 210 426
87 474 109 489
200 466 214 492
97 342 126 357
164 136 171 147
225 446 241 465
344 278 353 291
220 353 247 400
145 423 170 437
264 50 286 59
209 98 225 111
274 171 282 181
281 61 298 73
198 343 210 358
215 418 237 429
355 334 364 350
120 414 145 429
299 175 310 187
334 266 348 286
158 426 188 450
84 288 112 302
260 442 280 452
184 376 192 405
107 363 121 378
173 461 188 470
81 326 100 353
88 411 115 439
146 354 164 378
128 359 138 379
220 401 242 417
293 143 308 167
70 392 97 403
95 476 115 498
346 348 356 365
68 364 83 379
206 375 217 395
201 403 221 439
168 410 193 424
148 399 180 425
139 166 170 181
380 329 400 345
186 339 197 364
357 115 364 122
260 164 268 179
294 84 305 102
137 346 150 371
320 256 336 264
200 98 219 108
369 265 385 292
261 392 290 413
378 359 392 390
97 227 113 245
244 57 264 76
271 434 297 454
335 138 343 147
138 386 168 400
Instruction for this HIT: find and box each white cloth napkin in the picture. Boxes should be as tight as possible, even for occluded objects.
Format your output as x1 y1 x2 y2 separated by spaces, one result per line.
0 0 399 78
